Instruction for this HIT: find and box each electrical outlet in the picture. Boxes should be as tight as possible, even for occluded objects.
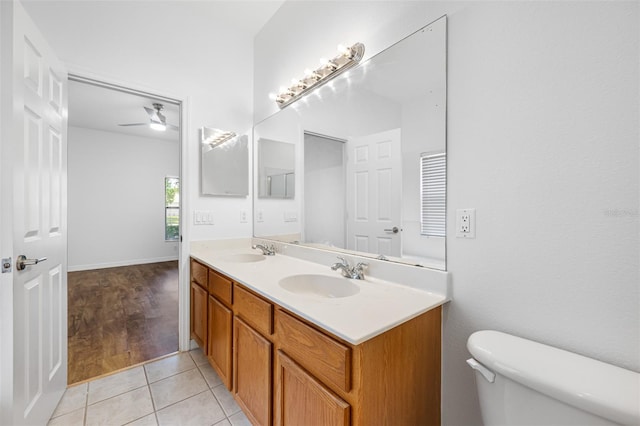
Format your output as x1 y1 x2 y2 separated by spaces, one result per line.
256 210 264 223
240 210 248 223
456 208 476 238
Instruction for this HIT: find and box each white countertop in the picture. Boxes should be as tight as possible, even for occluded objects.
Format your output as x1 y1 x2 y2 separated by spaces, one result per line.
190 242 448 345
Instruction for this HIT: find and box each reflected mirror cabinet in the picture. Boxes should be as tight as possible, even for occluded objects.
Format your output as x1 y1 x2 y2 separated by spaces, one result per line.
253 16 447 270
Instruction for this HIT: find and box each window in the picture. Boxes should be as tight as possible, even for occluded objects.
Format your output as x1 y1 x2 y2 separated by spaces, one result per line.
165 177 180 241
420 152 446 237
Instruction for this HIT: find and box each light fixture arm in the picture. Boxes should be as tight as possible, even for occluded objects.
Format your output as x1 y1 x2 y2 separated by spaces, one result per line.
272 42 365 109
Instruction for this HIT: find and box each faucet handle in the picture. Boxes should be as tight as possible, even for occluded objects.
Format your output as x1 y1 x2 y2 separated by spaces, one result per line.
354 262 368 270
352 262 368 279
335 256 348 265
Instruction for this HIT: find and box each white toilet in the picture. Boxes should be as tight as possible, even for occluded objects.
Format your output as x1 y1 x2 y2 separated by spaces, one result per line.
467 330 640 425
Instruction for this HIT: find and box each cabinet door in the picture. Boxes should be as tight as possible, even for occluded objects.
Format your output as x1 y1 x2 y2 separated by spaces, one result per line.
208 295 233 390
275 351 350 426
234 318 272 426
190 282 207 351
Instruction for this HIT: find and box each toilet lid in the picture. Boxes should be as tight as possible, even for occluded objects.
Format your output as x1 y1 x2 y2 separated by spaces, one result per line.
467 330 640 425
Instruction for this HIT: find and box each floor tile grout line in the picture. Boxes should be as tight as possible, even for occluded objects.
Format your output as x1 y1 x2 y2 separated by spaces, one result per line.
151 375 212 413
153 388 223 423
86 383 149 407
83 382 89 426
210 385 240 419
146 363 199 386
192 364 231 422
53 349 225 426
142 363 160 426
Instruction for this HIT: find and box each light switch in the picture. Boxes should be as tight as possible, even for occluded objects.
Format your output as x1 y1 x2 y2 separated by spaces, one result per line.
284 211 298 222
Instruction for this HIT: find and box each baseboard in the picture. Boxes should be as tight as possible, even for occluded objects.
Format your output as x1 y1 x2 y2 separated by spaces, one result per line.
68 256 179 272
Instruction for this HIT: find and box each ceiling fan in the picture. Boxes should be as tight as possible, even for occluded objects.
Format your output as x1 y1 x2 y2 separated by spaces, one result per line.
118 102 178 132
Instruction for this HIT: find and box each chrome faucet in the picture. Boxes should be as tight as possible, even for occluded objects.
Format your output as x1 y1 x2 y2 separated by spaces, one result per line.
252 243 276 256
331 256 368 280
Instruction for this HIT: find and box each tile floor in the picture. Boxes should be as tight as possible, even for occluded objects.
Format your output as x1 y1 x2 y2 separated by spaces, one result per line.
48 349 251 426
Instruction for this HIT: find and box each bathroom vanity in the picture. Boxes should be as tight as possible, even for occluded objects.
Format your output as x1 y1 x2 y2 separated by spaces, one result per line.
190 243 447 426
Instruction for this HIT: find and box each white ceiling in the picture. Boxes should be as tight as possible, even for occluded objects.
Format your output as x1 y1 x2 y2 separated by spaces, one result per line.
68 80 181 141
21 0 285 38
23 0 286 142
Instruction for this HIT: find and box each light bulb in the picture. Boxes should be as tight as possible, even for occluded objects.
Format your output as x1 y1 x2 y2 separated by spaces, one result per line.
337 44 349 55
150 122 166 131
268 93 277 101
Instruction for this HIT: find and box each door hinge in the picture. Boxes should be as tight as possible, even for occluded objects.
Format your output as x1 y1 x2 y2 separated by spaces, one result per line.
2 257 12 273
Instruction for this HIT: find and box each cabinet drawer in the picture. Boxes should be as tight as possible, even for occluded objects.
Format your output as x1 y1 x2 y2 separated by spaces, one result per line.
191 259 208 288
235 285 273 336
209 269 233 306
275 310 351 392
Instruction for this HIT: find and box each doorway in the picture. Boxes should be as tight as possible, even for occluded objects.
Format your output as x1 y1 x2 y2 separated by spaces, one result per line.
66 76 182 384
303 132 346 248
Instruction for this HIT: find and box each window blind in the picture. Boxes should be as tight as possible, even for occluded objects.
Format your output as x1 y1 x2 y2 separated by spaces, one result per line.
420 152 446 237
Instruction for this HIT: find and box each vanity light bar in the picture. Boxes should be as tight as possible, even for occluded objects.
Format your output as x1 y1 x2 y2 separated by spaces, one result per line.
200 127 237 148
270 42 365 109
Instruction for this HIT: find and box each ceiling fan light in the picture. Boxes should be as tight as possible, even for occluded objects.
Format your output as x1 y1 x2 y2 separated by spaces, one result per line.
150 122 166 131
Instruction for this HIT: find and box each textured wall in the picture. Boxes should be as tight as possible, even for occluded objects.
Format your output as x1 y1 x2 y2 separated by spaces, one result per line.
255 2 639 424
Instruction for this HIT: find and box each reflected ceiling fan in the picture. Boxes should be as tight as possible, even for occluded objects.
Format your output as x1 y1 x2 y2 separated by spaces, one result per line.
118 103 178 132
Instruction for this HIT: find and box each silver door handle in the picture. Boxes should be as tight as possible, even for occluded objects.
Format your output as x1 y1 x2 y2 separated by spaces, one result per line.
16 255 47 271
384 227 399 234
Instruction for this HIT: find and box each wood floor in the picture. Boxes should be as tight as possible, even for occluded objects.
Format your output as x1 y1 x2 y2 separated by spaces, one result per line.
68 261 179 384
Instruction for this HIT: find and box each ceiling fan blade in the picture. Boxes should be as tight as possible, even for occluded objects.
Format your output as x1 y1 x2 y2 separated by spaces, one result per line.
118 123 148 127
144 106 160 122
166 123 179 131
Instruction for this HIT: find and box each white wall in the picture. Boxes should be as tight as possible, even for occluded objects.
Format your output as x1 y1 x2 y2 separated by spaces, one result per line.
255 2 639 425
68 126 179 270
21 1 256 243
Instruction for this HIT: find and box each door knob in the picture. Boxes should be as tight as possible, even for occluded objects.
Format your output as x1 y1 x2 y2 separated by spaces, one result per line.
384 226 399 234
16 255 47 271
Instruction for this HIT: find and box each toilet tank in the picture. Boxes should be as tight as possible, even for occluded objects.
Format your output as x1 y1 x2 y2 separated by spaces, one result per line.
467 330 640 426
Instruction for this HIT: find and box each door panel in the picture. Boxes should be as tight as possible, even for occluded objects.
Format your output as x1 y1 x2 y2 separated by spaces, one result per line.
234 318 272 426
275 351 350 426
3 1 68 424
346 129 402 257
208 295 233 390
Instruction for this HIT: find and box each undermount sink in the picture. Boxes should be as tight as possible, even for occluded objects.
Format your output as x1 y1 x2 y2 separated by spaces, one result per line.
279 274 360 298
219 253 265 263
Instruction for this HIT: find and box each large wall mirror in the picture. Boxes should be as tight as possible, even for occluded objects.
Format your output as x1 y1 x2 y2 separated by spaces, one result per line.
253 16 447 270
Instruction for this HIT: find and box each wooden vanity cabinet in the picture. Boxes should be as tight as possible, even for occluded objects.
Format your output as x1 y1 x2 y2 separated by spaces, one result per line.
273 306 442 426
190 257 442 426
190 260 208 351
234 317 272 426
275 350 350 426
207 269 234 390
208 295 233 389
233 285 274 426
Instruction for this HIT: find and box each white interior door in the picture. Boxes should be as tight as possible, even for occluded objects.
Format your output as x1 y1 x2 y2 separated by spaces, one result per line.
346 129 402 257
1 1 68 424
